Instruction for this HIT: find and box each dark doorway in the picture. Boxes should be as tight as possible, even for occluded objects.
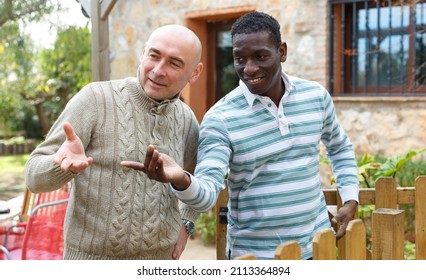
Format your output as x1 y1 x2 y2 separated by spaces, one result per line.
207 20 240 106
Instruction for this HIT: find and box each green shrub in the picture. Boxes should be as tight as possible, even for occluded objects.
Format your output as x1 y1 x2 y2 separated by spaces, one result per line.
195 211 216 245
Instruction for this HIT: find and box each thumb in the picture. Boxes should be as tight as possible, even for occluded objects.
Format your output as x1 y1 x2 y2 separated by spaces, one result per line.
63 122 77 141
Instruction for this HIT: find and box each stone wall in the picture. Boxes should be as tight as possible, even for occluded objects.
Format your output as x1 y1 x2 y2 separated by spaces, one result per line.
107 0 426 158
335 98 426 157
108 0 328 84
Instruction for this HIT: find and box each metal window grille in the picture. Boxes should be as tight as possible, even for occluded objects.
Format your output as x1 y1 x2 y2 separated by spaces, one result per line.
329 0 426 96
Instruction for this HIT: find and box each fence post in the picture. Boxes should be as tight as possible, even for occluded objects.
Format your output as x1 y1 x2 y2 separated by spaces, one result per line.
415 176 426 259
375 177 398 209
215 181 228 260
312 228 336 260
372 208 405 259
274 241 301 260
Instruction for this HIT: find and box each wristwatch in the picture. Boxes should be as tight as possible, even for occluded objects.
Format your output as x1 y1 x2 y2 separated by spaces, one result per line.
182 219 195 236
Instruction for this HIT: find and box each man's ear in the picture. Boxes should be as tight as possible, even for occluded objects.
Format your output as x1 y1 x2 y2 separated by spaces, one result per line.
189 62 203 84
280 42 287 63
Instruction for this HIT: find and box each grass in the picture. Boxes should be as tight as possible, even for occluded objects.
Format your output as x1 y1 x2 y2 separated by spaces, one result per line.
0 154 30 173
0 154 29 194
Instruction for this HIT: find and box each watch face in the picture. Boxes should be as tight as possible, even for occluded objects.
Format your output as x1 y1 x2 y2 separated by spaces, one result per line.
187 222 194 232
183 220 195 234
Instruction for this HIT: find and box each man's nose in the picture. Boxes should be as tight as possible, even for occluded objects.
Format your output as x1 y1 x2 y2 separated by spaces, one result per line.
152 60 166 76
243 59 258 76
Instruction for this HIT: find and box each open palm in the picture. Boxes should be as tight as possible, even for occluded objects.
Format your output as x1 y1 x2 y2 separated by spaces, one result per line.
54 122 93 173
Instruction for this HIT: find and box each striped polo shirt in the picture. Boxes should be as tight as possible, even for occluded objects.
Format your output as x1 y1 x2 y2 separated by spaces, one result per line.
173 72 359 259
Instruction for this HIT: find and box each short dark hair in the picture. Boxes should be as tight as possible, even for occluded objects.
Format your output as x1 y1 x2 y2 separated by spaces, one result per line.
231 11 282 48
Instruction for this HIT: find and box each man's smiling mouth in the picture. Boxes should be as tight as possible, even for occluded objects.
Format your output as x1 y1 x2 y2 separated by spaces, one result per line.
149 78 166 87
246 77 263 84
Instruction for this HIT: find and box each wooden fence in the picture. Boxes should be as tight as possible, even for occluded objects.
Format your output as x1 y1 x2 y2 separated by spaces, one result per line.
0 141 35 155
215 176 426 260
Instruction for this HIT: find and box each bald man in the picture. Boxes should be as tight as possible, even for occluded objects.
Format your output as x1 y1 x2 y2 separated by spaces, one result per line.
24 25 203 260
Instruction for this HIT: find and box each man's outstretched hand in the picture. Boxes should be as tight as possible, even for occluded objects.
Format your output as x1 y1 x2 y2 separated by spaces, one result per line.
54 122 93 174
121 145 190 190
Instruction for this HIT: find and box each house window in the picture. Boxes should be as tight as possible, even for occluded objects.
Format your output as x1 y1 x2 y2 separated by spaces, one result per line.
329 0 426 96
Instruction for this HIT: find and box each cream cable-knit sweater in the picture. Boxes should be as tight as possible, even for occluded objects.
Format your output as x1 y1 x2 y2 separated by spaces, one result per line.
24 76 200 259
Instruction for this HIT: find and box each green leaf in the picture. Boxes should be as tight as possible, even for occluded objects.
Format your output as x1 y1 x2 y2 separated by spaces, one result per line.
374 148 426 178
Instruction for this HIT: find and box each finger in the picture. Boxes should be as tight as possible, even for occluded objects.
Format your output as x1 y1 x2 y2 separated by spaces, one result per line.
60 157 73 171
335 228 345 240
157 156 165 177
143 145 155 169
72 161 89 171
147 150 161 174
54 153 64 165
335 220 348 240
172 247 180 260
63 122 77 142
121 161 145 171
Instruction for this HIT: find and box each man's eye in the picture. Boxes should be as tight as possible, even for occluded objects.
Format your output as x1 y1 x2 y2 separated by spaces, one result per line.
170 62 181 68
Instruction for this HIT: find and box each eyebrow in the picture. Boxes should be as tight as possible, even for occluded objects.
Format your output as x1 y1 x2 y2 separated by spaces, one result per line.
148 47 185 67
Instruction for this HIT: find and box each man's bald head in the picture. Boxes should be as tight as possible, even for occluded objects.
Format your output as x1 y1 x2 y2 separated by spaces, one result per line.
139 24 203 101
146 24 202 68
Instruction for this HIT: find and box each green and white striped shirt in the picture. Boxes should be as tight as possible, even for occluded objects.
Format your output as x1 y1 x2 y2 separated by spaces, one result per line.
173 72 359 259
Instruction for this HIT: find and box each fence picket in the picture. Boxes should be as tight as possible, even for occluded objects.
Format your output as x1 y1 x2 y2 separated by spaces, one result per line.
312 228 336 260
274 241 301 260
343 219 366 260
233 253 256 260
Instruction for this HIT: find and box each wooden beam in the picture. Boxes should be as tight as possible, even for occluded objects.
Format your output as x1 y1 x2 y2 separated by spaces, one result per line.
90 0 111 81
101 0 117 20
323 187 416 206
79 0 116 20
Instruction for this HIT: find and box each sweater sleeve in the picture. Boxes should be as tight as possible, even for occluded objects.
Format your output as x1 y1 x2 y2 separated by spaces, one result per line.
25 84 97 193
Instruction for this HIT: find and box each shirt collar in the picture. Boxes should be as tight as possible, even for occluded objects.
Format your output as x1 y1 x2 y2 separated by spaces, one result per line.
241 71 295 107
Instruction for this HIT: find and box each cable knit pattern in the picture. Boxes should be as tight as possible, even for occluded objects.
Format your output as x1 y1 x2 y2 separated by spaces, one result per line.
111 82 134 256
24 76 200 259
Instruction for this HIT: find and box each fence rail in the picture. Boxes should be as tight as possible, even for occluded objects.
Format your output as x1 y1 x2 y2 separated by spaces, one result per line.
215 176 426 260
0 141 35 156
